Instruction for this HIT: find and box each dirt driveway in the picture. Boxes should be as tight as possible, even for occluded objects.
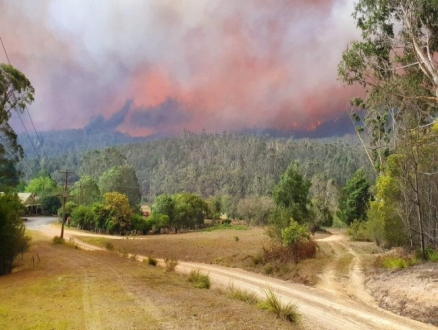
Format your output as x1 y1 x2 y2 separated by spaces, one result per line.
34 223 435 330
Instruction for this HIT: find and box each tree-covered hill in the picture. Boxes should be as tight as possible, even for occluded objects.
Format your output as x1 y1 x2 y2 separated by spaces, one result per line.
18 131 373 203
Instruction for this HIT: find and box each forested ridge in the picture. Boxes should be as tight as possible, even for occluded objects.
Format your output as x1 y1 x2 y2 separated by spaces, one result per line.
18 131 373 203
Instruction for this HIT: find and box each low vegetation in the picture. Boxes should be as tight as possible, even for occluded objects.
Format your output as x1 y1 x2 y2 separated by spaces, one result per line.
225 285 259 305
258 288 301 324
188 269 211 289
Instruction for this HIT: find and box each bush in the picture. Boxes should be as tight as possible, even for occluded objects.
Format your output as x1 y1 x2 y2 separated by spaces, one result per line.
263 240 317 264
71 205 95 230
188 269 211 289
425 247 438 262
105 242 114 251
281 221 310 247
347 220 371 242
147 257 157 266
0 193 31 275
52 236 65 245
258 288 301 324
164 258 179 272
376 249 418 269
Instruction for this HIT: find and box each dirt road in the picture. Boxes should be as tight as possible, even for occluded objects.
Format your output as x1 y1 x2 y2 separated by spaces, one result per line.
33 222 436 330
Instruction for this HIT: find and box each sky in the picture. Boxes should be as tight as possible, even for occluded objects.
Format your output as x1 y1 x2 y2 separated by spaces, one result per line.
1 0 362 137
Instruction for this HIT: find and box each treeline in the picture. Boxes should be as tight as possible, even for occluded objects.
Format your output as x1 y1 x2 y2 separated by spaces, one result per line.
17 132 374 205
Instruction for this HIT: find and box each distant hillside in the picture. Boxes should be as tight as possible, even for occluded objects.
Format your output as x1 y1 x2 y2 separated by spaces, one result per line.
18 113 356 158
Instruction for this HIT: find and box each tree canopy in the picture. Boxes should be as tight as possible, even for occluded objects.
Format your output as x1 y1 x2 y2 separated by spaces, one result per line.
0 64 35 189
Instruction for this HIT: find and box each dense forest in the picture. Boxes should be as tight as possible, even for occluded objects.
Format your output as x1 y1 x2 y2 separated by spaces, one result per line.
17 131 374 204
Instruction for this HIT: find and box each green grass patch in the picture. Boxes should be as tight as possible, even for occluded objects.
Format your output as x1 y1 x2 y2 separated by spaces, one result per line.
258 288 301 324
201 223 248 232
188 269 211 289
226 285 259 305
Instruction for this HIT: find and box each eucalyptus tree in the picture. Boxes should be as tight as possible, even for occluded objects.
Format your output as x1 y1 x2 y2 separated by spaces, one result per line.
339 0 438 256
0 63 35 188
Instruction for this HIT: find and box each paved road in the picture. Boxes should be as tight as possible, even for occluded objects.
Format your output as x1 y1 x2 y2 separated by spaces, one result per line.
24 216 58 230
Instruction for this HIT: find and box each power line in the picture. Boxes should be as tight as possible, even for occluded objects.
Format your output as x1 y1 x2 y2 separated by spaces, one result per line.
1 36 47 164
25 106 48 159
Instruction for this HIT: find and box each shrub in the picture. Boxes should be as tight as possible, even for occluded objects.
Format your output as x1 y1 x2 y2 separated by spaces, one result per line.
52 236 64 245
147 257 157 266
164 258 179 272
281 221 310 247
347 220 371 242
234 236 239 242
105 242 114 251
226 284 259 304
188 269 211 289
263 240 317 264
221 219 232 225
425 247 438 262
381 257 408 269
258 288 301 324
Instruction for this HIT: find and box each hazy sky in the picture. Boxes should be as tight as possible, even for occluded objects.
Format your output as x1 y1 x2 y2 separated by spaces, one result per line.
1 0 362 136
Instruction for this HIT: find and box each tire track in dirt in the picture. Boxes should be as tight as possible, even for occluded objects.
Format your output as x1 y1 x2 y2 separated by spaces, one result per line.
35 224 435 330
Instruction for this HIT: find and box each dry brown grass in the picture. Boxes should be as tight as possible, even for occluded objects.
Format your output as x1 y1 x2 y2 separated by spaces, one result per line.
78 227 331 286
1 231 297 330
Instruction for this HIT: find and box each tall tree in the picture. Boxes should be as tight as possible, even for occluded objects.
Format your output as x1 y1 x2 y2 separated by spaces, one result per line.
0 63 35 188
99 165 141 208
71 175 100 206
337 169 371 225
102 192 133 233
25 171 60 198
272 162 311 224
339 0 438 171
339 0 438 256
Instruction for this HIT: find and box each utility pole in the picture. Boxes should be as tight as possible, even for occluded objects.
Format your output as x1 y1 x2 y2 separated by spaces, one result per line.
59 170 74 239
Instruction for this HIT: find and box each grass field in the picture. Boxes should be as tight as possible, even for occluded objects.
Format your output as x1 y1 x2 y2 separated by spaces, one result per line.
77 226 331 285
0 231 298 330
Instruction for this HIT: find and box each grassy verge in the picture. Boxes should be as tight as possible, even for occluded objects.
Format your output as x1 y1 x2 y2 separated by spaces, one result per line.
1 231 298 330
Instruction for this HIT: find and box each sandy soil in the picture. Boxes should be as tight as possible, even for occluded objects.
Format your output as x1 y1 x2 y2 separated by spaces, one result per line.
367 263 438 326
31 223 437 330
316 230 438 326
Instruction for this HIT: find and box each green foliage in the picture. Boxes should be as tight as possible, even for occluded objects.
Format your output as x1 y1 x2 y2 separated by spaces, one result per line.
71 205 95 230
272 162 311 225
102 192 133 233
281 221 311 247
347 220 371 242
226 285 259 305
25 171 59 198
0 192 31 275
337 169 371 225
258 288 301 324
0 64 34 189
70 175 100 206
200 223 248 232
52 236 64 245
105 242 114 251
144 212 169 233
40 195 61 215
80 147 127 182
131 213 149 234
174 192 209 230
57 201 78 219
99 165 141 208
188 269 211 289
